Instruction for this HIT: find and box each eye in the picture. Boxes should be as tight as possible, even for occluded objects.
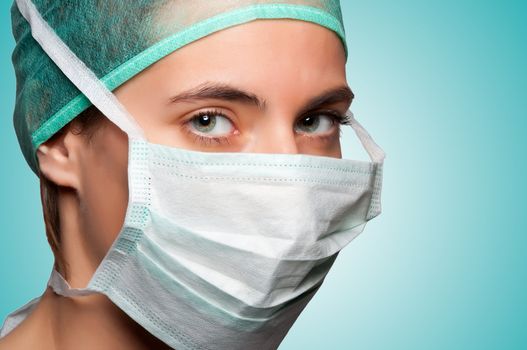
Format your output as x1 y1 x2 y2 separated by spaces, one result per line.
189 110 235 136
294 114 336 135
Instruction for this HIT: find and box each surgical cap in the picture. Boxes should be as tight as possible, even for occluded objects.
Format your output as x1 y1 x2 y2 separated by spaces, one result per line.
11 1 348 174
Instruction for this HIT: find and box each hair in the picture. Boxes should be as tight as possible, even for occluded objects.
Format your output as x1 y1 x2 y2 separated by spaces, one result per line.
38 105 106 278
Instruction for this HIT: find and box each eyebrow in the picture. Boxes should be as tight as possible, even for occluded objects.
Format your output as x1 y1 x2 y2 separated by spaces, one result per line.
168 81 354 113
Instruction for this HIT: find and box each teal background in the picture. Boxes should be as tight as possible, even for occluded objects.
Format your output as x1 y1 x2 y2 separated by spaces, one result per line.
1 1 526 349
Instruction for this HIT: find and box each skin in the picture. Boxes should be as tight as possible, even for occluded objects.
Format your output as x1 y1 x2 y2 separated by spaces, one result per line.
0 19 351 350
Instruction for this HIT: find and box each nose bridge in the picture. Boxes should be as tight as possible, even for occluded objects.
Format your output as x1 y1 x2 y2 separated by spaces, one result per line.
247 115 299 155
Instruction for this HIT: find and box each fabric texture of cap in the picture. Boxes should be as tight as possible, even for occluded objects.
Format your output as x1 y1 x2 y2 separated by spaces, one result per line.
11 0 347 174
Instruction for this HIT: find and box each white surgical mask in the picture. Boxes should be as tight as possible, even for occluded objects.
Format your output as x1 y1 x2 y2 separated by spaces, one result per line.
4 1 386 349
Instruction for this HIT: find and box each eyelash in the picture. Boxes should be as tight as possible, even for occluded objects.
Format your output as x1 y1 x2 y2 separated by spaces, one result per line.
183 108 351 146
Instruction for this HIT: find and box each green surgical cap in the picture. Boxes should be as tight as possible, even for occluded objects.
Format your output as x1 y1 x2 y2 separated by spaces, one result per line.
11 0 347 174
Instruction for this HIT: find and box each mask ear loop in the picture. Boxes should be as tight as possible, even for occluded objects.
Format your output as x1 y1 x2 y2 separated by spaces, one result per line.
16 0 144 296
346 109 386 164
15 0 145 140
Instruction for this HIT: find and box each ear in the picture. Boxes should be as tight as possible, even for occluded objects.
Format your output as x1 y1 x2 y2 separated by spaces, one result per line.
37 128 81 189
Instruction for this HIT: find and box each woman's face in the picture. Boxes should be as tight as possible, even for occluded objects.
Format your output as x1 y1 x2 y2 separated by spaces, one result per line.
56 19 352 274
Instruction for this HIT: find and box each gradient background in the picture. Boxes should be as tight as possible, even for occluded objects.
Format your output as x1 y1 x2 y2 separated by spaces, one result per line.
1 1 526 349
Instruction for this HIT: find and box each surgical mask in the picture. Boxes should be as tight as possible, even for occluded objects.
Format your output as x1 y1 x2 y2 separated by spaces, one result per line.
12 0 386 349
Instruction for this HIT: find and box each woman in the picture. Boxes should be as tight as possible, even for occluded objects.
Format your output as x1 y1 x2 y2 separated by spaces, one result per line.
1 1 385 349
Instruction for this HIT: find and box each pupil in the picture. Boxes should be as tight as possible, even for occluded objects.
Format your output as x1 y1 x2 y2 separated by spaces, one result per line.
304 116 315 126
199 115 211 126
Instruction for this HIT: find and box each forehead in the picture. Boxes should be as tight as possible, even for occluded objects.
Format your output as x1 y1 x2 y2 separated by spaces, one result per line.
134 19 347 87
168 19 343 58
186 18 345 50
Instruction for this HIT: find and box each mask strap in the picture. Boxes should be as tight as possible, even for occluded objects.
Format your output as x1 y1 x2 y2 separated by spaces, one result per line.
346 110 386 164
47 269 96 297
15 0 145 140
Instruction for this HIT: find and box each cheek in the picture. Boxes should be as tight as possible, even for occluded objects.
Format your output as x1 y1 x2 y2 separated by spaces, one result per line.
297 136 343 158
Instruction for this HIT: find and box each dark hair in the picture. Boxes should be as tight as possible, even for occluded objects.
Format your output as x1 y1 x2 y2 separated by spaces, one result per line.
39 105 105 279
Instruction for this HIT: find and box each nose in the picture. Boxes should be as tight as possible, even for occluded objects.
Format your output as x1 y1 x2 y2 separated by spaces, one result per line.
245 119 299 154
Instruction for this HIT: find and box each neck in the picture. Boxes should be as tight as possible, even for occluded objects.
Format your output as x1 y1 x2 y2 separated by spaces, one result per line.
5 188 171 349
57 186 101 287
0 287 171 350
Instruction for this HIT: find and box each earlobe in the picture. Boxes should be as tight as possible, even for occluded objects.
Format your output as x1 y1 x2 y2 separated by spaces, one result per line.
37 131 81 189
